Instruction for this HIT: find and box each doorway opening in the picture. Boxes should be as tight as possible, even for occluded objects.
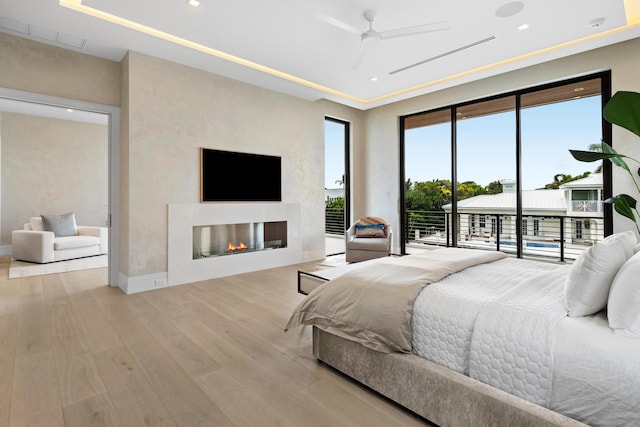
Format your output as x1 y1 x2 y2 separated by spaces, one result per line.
324 117 350 256
0 88 120 285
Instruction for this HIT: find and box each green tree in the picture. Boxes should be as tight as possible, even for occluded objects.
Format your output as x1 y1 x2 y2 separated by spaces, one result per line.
484 180 502 194
411 179 452 211
325 196 344 209
457 181 485 200
542 171 591 189
405 178 496 212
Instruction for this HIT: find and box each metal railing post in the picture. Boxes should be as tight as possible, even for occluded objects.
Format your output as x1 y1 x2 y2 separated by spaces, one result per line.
495 214 500 252
560 217 565 262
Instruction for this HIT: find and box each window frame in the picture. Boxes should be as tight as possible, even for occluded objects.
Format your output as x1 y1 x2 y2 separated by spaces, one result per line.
399 71 612 256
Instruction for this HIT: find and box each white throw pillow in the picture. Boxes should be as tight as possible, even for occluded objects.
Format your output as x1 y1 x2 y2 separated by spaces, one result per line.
564 231 636 317
29 216 44 231
608 251 640 337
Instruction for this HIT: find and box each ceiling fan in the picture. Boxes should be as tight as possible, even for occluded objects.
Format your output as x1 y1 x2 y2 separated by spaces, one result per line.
315 10 450 69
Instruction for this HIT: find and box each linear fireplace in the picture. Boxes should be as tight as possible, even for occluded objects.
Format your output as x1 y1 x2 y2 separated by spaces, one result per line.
168 203 302 287
193 221 287 259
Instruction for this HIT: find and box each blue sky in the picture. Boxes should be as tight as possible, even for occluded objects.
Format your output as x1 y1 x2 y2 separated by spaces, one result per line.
325 95 602 191
405 96 602 190
325 120 347 188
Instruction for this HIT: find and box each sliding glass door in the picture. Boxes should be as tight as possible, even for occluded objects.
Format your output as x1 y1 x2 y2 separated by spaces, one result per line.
520 77 606 260
400 72 610 261
456 97 516 252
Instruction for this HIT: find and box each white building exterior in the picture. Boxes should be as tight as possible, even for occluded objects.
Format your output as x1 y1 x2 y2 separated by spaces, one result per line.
442 174 603 245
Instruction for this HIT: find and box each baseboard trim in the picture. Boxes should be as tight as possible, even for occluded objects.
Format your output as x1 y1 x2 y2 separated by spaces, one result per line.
119 272 168 294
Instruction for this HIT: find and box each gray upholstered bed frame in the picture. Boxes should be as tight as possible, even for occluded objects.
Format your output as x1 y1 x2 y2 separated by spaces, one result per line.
313 327 587 427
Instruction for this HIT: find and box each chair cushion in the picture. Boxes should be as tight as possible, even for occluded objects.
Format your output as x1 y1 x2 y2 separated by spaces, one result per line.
348 236 389 251
54 236 100 250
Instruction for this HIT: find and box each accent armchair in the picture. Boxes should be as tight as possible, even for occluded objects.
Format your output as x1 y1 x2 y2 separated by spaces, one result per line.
12 215 108 264
345 217 392 263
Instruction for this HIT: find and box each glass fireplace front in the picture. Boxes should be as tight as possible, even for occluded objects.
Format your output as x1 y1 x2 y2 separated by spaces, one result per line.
193 221 287 259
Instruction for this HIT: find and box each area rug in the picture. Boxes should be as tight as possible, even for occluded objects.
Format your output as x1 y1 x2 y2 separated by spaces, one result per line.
8 255 107 279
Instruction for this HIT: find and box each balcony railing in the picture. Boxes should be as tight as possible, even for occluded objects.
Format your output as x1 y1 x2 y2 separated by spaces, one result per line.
324 208 603 262
325 207 345 236
404 210 603 262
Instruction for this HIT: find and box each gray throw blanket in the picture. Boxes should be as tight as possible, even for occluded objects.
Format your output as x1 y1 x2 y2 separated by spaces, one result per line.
285 248 507 353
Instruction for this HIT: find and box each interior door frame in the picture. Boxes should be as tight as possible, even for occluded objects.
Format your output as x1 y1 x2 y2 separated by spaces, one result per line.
0 87 120 286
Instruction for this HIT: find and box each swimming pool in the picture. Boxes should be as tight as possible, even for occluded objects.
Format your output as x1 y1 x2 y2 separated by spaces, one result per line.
485 240 559 249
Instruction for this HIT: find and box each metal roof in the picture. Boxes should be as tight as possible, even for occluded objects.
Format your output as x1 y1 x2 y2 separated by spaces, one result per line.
444 189 566 213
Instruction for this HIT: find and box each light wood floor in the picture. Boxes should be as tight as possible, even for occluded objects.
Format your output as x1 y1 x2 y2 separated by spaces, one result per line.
0 256 431 427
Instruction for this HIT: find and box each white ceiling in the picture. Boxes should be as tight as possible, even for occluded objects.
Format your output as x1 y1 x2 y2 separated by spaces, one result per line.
1 0 639 110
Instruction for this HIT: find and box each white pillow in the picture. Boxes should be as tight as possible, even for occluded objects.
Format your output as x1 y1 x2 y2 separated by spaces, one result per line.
564 231 636 317
29 216 44 231
608 251 640 337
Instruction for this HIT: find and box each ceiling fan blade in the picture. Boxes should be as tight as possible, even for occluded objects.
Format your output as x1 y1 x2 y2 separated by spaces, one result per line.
311 10 361 35
351 40 372 70
379 21 450 40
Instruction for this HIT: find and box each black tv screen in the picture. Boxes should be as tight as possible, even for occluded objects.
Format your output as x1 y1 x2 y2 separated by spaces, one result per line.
201 148 282 202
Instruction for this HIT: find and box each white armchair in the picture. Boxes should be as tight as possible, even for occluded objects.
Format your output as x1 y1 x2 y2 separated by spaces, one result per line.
12 216 108 263
345 217 392 263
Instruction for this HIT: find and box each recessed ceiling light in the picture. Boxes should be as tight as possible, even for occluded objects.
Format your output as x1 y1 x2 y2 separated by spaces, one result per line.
187 0 200 6
518 24 529 31
370 76 378 82
66 109 73 112
588 18 605 29
574 87 585 92
495 2 525 18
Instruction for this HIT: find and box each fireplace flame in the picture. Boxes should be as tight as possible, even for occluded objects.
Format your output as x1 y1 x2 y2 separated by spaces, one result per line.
227 241 248 252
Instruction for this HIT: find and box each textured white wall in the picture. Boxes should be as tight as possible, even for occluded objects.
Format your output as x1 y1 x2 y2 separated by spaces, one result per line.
1 113 108 245
123 52 360 276
0 32 120 107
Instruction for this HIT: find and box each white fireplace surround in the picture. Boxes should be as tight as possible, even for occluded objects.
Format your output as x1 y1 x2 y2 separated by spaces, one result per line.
168 203 301 286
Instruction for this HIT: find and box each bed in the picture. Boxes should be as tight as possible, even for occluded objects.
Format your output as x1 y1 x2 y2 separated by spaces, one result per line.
286 232 640 427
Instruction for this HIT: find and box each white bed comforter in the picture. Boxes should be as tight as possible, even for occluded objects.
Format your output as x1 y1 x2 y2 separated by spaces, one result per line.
469 266 567 407
412 257 640 427
412 257 558 375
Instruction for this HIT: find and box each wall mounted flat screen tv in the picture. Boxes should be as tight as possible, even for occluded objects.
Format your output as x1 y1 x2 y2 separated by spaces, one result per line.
201 148 282 202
